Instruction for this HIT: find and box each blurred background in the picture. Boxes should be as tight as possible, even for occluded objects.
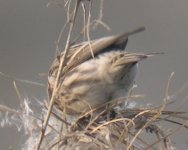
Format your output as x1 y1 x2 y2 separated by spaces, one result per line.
0 0 188 149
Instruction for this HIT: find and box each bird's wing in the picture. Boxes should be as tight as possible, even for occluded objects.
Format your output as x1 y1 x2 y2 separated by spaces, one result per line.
64 27 146 72
49 27 145 77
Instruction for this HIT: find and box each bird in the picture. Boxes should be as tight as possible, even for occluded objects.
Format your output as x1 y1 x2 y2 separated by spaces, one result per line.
47 27 157 116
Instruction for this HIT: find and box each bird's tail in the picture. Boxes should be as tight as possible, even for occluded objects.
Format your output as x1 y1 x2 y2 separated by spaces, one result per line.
111 52 164 67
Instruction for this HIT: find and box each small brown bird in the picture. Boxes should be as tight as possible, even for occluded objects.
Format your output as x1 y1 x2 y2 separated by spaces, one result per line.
48 27 156 116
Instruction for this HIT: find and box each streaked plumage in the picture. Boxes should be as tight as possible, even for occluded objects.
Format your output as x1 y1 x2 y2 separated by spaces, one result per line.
48 27 156 115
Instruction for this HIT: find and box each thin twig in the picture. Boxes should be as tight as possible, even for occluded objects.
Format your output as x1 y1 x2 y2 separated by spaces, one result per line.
0 105 19 114
91 118 134 133
164 72 175 102
13 81 25 111
35 1 80 149
144 120 188 150
127 107 165 150
86 0 94 58
81 2 87 41
0 72 45 87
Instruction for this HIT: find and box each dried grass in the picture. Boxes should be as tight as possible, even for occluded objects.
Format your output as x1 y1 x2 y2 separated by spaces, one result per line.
0 88 187 149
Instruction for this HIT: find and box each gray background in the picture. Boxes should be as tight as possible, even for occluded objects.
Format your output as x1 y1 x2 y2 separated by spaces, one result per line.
0 0 188 149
